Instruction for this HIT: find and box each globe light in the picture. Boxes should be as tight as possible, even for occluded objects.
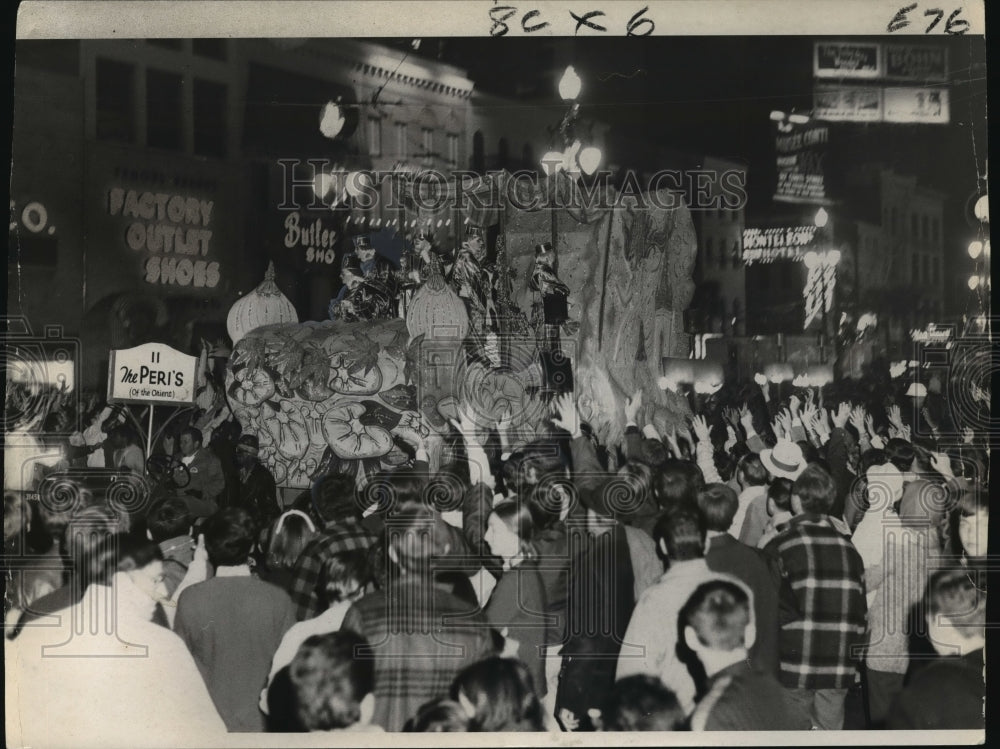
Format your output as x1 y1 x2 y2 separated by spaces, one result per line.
313 171 335 199
345 171 373 198
813 207 829 228
827 249 841 266
541 150 564 177
319 101 345 139
558 65 582 101
803 251 819 270
769 110 786 122
578 146 602 176
968 240 984 259
968 275 980 290
973 194 989 223
788 113 810 124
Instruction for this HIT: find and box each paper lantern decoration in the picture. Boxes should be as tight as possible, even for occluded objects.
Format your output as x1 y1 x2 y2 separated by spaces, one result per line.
227 262 298 345
405 255 469 342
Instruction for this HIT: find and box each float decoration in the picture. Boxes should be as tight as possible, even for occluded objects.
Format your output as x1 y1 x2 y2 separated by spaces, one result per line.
226 261 299 345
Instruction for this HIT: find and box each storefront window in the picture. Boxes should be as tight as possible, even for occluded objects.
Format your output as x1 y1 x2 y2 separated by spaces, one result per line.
146 68 183 150
96 58 136 143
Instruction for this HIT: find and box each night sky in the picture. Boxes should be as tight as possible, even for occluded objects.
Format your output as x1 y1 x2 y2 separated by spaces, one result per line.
395 35 988 221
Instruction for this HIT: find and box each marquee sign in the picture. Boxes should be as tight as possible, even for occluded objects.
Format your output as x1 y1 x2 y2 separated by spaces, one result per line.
742 225 818 265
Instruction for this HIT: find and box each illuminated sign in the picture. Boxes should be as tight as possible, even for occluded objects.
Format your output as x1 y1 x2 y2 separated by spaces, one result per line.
910 326 952 343
107 187 221 289
108 342 197 405
741 226 818 264
814 42 882 79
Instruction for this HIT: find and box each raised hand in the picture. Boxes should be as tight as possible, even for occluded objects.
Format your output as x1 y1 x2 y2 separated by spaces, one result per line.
887 404 903 428
739 405 754 432
803 387 816 408
551 393 581 437
664 427 682 457
963 427 975 445
770 415 785 441
777 408 793 436
864 413 876 438
448 405 482 445
848 405 866 434
929 451 954 478
831 402 851 429
788 394 801 415
724 425 738 452
691 414 712 443
193 534 207 564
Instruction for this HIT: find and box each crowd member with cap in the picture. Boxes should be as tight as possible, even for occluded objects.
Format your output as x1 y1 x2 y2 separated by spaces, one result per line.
761 464 867 730
682 579 811 731
234 434 281 528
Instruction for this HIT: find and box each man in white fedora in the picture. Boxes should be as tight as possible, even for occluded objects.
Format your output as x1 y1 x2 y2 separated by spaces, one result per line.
759 440 807 482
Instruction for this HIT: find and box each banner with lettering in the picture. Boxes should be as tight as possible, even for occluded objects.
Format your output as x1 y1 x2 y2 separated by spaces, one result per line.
773 121 830 205
107 342 197 405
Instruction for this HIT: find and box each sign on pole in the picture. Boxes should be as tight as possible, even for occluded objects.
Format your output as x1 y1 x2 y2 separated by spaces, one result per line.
107 342 198 406
813 42 882 79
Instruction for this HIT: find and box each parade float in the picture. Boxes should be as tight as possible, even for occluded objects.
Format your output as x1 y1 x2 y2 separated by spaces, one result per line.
225 172 698 489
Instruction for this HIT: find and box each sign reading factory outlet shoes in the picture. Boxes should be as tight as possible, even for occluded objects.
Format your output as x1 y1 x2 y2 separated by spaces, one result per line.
107 342 197 405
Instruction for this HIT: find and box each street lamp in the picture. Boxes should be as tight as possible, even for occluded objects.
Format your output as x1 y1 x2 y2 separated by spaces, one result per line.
558 66 582 101
814 207 829 228
968 240 984 259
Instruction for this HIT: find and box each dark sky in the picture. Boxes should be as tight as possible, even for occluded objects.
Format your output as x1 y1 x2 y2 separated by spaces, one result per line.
396 35 988 220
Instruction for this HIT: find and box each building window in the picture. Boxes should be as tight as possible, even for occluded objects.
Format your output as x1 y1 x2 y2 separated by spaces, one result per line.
395 122 407 158
891 206 898 234
96 58 136 143
731 239 740 267
922 255 930 283
421 127 433 164
911 213 918 237
932 256 939 283
912 253 919 283
705 237 715 268
192 39 227 60
932 217 939 242
193 78 227 158
146 68 184 150
447 133 459 169
921 215 929 240
367 117 382 157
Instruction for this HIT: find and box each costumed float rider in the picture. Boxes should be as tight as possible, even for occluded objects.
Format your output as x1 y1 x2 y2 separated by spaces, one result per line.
329 254 395 323
398 225 454 315
451 224 502 367
529 241 574 393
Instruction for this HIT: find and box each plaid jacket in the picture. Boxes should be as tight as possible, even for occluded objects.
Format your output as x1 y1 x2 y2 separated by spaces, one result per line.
288 517 376 621
341 576 498 731
763 513 868 690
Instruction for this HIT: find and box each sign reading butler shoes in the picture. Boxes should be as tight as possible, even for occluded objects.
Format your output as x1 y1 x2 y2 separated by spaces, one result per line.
108 342 197 405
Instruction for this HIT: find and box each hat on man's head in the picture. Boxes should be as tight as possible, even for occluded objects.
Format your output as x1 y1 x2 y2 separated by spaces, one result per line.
236 434 260 456
465 225 486 242
535 241 553 256
341 253 363 274
905 382 928 397
352 234 374 252
760 439 806 481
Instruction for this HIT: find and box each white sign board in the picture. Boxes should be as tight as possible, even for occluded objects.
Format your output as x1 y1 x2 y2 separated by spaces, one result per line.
814 85 883 123
813 41 881 79
108 342 197 405
883 87 950 124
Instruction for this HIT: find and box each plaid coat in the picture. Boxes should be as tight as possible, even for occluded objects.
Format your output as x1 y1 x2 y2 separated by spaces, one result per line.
763 513 868 690
287 517 377 621
341 575 498 731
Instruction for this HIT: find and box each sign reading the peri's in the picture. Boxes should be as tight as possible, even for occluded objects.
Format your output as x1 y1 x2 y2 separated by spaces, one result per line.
107 342 197 405
107 187 221 288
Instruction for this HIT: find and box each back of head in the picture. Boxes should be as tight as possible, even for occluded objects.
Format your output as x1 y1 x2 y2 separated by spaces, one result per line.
515 439 568 487
146 497 193 542
202 507 256 567
289 630 374 731
363 469 427 517
792 463 837 515
885 438 916 473
316 548 371 609
654 459 702 513
613 461 656 520
450 656 543 731
600 675 683 731
404 698 470 732
696 483 739 532
679 578 752 652
267 511 317 571
312 473 361 525
387 502 452 575
653 506 706 564
735 453 768 488
65 503 130 592
767 477 794 513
